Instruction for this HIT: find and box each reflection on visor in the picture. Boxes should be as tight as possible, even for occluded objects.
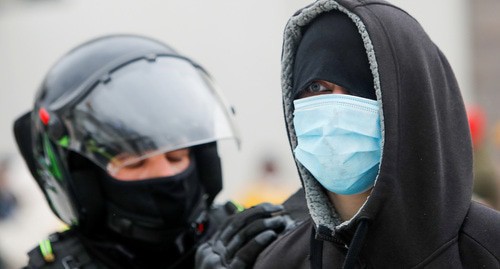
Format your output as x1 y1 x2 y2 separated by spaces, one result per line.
59 56 238 172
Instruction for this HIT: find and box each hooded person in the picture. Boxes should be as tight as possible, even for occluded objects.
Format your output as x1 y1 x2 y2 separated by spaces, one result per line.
247 1 500 268
13 34 292 269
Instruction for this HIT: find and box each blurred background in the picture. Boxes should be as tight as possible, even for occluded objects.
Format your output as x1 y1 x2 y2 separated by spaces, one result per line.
0 0 498 267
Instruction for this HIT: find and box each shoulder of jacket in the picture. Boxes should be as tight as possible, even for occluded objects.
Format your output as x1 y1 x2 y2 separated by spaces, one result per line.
254 218 312 269
25 230 105 269
460 202 500 260
282 188 310 222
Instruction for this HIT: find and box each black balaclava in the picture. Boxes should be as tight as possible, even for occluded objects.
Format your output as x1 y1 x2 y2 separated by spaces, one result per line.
292 10 375 100
97 155 206 266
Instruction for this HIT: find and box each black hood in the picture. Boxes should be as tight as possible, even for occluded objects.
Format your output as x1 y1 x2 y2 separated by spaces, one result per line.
281 0 473 266
292 10 375 100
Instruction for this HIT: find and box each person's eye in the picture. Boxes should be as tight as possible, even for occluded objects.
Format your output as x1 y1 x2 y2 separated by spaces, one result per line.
166 155 183 163
165 149 190 163
123 159 145 169
306 81 331 93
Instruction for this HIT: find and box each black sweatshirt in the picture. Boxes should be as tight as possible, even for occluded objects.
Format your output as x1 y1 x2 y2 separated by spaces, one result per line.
255 0 500 268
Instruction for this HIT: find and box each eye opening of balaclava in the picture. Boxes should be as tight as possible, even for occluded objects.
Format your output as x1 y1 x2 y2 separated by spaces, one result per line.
99 153 203 230
96 151 207 257
292 10 375 100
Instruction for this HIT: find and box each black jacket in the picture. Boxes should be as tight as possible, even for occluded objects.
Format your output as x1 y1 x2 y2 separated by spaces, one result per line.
255 0 500 268
24 204 233 269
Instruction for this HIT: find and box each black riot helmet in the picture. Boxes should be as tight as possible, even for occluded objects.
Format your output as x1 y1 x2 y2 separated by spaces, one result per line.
13 35 239 245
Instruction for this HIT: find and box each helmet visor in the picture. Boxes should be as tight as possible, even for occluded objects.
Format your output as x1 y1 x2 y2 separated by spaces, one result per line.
59 56 238 174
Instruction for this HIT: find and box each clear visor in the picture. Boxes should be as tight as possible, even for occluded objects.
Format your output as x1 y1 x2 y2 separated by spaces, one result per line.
60 56 239 174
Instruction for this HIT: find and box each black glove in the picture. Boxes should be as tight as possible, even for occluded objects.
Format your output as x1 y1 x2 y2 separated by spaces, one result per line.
196 203 295 269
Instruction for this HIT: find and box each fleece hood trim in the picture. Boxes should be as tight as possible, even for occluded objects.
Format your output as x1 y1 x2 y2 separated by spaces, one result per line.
282 0 474 267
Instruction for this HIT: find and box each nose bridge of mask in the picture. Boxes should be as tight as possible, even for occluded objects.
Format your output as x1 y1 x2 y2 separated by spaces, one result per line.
293 94 380 137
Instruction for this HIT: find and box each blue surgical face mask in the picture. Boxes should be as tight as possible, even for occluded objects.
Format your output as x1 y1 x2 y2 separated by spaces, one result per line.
293 94 381 195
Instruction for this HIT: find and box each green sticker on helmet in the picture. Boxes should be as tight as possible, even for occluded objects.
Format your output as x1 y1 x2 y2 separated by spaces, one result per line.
43 135 63 181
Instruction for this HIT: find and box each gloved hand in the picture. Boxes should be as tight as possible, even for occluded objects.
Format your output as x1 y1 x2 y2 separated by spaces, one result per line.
196 203 295 269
